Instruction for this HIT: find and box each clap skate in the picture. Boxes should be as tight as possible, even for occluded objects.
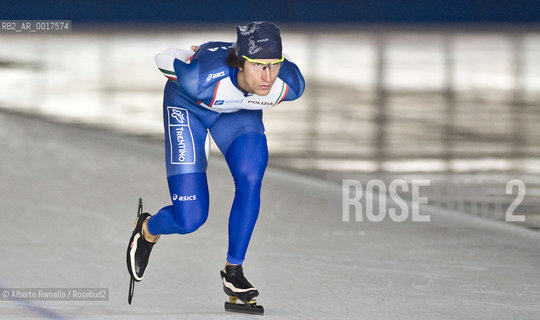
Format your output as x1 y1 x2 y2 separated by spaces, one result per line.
220 265 264 315
126 198 158 304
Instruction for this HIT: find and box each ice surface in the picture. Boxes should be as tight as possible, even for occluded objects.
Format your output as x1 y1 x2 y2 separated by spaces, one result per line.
0 111 539 319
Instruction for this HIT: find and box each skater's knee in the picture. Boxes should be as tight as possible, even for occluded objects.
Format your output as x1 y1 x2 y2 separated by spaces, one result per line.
178 213 207 234
171 204 208 234
226 135 267 191
166 172 210 234
235 171 264 191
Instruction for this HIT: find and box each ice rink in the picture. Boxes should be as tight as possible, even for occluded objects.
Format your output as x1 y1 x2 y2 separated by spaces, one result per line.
1 26 540 319
1 110 540 319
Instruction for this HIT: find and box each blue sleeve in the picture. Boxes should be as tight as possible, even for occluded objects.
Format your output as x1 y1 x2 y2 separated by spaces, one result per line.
278 60 305 101
173 58 200 99
172 41 233 103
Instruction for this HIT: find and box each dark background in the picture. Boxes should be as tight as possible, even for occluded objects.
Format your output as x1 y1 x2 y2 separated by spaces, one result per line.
1 0 540 24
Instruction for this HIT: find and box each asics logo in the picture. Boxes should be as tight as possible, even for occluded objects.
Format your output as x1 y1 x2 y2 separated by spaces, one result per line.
172 194 197 201
206 71 225 82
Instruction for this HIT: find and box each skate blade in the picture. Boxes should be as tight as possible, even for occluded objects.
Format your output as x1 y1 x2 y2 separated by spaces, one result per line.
132 198 144 228
224 301 264 315
137 198 143 218
128 276 135 304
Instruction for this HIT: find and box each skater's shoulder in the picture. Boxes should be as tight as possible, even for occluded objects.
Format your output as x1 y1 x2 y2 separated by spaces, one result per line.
171 41 234 98
154 41 232 83
276 56 305 101
192 41 234 66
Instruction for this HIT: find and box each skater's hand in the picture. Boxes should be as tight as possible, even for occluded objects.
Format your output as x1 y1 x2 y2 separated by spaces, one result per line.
191 45 200 52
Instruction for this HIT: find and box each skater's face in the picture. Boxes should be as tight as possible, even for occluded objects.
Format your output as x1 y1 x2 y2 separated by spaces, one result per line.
237 56 283 96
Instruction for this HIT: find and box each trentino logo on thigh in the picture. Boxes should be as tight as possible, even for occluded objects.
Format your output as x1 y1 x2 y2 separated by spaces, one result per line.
167 107 195 164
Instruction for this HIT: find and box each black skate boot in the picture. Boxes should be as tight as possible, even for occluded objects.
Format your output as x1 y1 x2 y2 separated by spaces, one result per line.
221 265 264 315
126 198 158 304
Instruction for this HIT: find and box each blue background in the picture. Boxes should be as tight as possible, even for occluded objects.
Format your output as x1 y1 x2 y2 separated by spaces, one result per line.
2 0 540 24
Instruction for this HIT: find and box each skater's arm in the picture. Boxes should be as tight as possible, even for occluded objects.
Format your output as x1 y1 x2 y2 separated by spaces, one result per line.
276 58 305 103
154 48 196 82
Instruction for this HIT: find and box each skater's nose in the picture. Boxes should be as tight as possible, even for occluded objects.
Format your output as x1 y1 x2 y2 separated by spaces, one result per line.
261 68 271 82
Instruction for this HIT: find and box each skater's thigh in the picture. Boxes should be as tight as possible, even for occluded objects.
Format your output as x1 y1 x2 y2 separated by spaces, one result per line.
209 109 265 155
162 83 211 176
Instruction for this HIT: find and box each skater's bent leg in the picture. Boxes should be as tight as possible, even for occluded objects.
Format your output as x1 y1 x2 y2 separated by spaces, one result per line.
224 132 268 265
147 88 212 236
147 172 209 235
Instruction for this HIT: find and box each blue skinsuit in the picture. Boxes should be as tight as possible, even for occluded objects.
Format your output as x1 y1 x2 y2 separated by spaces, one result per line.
147 41 305 265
